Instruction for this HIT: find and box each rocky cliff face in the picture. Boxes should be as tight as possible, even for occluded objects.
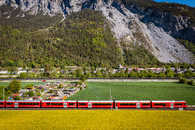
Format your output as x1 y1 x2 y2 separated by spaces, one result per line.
0 0 194 63
125 4 195 43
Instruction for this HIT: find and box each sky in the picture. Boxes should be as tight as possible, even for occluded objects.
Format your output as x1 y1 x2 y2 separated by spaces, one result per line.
154 0 195 7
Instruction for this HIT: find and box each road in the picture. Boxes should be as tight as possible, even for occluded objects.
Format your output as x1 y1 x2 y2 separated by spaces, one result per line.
0 78 179 82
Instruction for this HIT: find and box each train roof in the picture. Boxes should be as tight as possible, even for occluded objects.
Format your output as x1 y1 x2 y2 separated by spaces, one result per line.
88 100 113 103
152 100 186 103
77 100 89 102
115 100 151 103
41 100 64 102
2 100 187 103
64 100 77 102
6 100 40 102
42 100 76 102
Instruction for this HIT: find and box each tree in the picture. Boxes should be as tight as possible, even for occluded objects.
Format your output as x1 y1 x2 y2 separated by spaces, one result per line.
187 80 195 86
7 80 21 94
19 72 28 79
80 74 88 83
178 77 187 84
165 67 175 78
128 71 138 78
184 69 193 78
25 84 33 89
36 92 41 96
158 72 166 78
96 69 103 78
7 66 17 75
75 68 83 78
14 96 20 100
0 86 6 100
27 91 34 97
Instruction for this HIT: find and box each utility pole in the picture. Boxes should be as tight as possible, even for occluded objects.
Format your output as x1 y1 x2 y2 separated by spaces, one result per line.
110 88 112 100
3 87 5 110
110 88 112 110
3 87 4 101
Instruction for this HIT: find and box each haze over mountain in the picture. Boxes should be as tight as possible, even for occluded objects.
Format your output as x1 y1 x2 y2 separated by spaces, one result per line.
0 0 195 67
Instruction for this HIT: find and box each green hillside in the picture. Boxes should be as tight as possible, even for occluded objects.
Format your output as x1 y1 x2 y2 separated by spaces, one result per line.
0 9 159 68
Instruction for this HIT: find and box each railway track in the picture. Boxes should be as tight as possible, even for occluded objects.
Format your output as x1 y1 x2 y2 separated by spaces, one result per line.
1 107 195 110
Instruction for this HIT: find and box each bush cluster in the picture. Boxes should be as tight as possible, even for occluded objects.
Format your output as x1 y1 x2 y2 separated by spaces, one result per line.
179 78 195 86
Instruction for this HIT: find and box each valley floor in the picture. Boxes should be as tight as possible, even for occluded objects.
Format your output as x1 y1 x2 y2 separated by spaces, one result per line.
1 81 195 104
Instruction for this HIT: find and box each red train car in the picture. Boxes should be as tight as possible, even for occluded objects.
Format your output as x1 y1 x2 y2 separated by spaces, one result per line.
6 100 16 108
88 101 113 108
0 100 5 108
41 100 65 108
152 101 177 108
115 100 151 108
17 100 40 108
174 101 187 108
77 101 89 108
5 100 40 108
140 101 151 108
63 100 77 108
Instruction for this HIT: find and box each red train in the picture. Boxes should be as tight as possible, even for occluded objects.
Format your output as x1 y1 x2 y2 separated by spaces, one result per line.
0 100 187 109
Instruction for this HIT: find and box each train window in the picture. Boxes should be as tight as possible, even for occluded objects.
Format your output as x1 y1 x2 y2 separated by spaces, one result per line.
142 103 150 106
6 103 13 105
52 103 63 105
79 103 87 106
119 103 136 106
154 103 166 106
68 103 75 105
46 103 63 105
19 103 39 105
93 103 112 106
175 103 183 106
0 103 4 105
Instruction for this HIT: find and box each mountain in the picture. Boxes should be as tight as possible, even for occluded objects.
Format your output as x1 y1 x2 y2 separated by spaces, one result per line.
0 0 195 67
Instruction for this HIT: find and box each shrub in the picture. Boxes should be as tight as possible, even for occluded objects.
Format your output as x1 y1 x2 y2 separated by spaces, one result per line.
187 80 195 86
178 77 187 84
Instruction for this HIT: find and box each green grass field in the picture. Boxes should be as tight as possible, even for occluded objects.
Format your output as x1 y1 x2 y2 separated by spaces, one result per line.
68 82 195 104
0 110 194 129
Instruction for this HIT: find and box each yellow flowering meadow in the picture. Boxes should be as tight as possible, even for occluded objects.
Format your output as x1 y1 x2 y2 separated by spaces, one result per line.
0 110 195 130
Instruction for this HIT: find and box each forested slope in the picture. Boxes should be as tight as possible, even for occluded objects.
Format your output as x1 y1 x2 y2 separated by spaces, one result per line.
0 9 160 68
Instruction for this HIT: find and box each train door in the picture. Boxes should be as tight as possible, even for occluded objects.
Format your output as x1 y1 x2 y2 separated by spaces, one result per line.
15 102 18 108
170 103 174 109
115 103 118 109
88 103 92 108
136 102 140 109
63 102 67 108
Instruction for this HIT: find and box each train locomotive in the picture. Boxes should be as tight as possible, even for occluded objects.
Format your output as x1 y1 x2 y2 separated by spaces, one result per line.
0 100 187 109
